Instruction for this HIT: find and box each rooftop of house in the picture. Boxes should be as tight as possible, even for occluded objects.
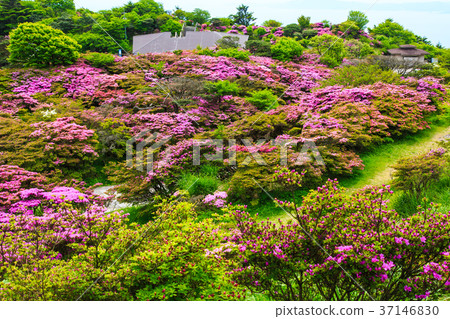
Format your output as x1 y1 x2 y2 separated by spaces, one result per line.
387 45 430 57
133 31 249 54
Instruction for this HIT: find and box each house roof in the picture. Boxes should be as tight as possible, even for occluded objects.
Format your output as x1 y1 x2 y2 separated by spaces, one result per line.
387 45 429 57
133 31 249 54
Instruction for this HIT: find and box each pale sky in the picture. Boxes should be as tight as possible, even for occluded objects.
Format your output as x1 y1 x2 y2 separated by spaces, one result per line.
73 0 450 47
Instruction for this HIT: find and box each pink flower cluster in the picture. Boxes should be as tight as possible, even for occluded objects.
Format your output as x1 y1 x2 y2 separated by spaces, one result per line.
203 191 228 208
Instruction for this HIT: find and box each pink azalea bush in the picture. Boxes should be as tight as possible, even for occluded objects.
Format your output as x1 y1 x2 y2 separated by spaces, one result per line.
30 117 99 174
229 176 450 301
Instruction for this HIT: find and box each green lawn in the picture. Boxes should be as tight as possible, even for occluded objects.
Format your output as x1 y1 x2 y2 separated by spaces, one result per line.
339 124 450 192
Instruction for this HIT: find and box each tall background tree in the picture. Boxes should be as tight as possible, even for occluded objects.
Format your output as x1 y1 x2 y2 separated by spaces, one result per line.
230 4 256 27
0 0 31 36
347 10 369 30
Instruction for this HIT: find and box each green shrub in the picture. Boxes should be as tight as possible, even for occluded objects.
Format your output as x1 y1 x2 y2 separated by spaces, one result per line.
344 39 374 59
199 164 221 177
310 34 345 67
408 64 450 83
245 89 279 111
245 40 272 57
392 148 448 201
205 80 241 96
8 22 80 67
254 27 268 39
297 15 311 30
263 20 282 28
270 37 303 62
83 52 116 68
215 48 250 61
197 47 215 56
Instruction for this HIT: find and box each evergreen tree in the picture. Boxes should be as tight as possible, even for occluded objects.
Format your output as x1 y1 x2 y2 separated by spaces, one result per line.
230 4 256 27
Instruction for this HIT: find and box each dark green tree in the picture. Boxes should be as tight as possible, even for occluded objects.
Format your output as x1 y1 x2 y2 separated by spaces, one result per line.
369 19 417 45
283 23 302 38
0 0 32 36
50 13 75 33
297 15 311 30
36 0 75 14
230 4 256 26
188 8 210 24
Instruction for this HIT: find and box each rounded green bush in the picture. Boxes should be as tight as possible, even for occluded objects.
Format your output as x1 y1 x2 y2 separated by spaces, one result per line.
8 22 81 67
270 37 303 62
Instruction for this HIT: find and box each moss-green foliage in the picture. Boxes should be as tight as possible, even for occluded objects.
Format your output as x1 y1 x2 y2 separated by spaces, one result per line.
270 37 303 62
8 22 80 67
71 32 128 54
221 113 289 140
408 64 450 84
321 63 400 87
347 10 369 30
246 89 279 111
83 52 116 68
121 203 157 225
301 29 318 39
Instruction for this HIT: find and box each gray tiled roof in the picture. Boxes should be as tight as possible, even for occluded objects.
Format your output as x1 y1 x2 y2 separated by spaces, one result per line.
133 31 249 54
387 45 429 57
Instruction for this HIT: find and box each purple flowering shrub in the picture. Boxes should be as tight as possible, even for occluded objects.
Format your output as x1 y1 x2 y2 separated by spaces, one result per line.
229 177 450 301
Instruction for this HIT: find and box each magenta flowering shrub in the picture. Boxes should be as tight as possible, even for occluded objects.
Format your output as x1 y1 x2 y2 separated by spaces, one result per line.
0 93 40 114
62 62 127 102
229 178 450 301
273 81 440 150
12 75 62 97
129 112 199 140
0 165 47 208
29 117 99 174
203 191 228 208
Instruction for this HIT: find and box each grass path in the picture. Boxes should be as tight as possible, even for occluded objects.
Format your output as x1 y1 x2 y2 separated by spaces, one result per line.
266 123 450 223
339 124 450 192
